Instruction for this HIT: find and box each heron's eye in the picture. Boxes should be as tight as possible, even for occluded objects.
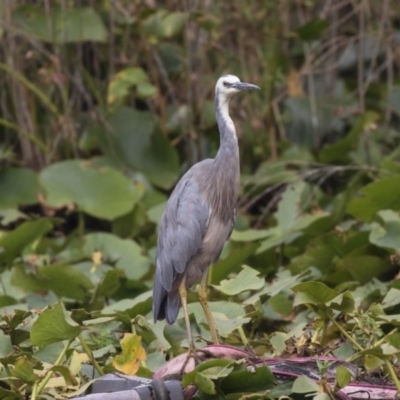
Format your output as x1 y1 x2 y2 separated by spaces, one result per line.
223 81 230 87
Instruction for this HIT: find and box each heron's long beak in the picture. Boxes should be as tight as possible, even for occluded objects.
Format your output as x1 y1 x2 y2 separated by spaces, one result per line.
231 82 260 91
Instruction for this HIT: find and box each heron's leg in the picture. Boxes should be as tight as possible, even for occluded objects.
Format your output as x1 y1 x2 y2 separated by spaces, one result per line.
178 274 197 354
198 269 220 344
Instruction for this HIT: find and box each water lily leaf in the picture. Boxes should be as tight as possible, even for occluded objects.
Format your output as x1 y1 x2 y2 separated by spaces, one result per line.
213 265 264 296
30 302 82 346
40 160 140 220
0 219 53 266
112 333 146 375
0 168 40 208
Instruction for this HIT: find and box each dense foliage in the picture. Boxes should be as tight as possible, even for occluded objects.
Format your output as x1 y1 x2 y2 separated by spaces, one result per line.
1 1 400 399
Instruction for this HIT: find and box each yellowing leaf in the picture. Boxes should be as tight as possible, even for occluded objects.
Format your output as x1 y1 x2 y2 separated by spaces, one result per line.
92 251 102 267
112 334 146 375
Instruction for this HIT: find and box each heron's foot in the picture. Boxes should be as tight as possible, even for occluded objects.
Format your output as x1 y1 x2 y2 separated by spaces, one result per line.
179 345 213 375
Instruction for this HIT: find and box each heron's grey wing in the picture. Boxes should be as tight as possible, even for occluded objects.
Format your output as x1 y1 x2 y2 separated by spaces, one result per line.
153 170 210 323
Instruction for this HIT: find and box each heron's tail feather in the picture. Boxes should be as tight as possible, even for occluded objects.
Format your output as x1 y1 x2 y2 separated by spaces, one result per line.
165 292 181 324
153 268 181 324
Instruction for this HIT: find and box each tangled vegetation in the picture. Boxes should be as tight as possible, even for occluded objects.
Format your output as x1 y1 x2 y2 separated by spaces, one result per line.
0 1 400 399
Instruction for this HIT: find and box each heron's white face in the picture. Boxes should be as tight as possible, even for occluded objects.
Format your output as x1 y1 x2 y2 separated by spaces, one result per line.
215 75 242 96
215 74 260 97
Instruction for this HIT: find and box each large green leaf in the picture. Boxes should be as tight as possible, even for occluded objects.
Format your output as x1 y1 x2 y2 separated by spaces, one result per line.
30 302 82 346
0 219 53 266
0 168 40 208
143 11 185 41
83 233 150 281
40 160 141 220
369 210 400 250
107 67 156 108
292 281 339 305
87 107 179 189
14 5 107 43
213 265 264 296
11 264 93 301
319 111 379 164
347 176 400 222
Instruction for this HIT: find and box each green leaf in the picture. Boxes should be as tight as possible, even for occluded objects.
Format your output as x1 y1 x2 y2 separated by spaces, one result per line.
0 168 40 208
143 11 184 40
275 182 305 233
92 107 179 189
0 331 13 357
14 5 107 43
11 264 94 301
183 369 216 394
96 269 123 297
292 282 339 306
213 265 264 296
30 302 82 346
337 255 392 284
292 375 319 394
382 288 400 309
107 67 156 108
220 365 276 393
369 210 400 250
319 111 379 164
40 160 141 220
335 365 352 390
347 176 400 222
193 359 235 379
0 219 53 266
327 291 355 312
211 243 260 284
11 358 38 384
83 233 150 281
230 228 275 242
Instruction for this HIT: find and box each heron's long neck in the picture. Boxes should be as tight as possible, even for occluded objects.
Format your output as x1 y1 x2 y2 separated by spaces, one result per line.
214 93 240 169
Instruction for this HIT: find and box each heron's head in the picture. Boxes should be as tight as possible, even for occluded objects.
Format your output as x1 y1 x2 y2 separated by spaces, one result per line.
215 75 260 98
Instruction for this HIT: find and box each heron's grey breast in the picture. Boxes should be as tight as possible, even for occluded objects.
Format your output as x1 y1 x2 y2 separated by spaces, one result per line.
184 213 233 288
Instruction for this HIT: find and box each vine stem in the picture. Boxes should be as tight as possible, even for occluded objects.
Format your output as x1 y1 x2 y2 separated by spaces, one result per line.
30 382 38 400
327 314 364 352
37 338 73 395
78 334 104 376
384 359 400 393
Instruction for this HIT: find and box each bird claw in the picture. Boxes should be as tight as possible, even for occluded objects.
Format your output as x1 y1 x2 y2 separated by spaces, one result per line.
179 346 213 375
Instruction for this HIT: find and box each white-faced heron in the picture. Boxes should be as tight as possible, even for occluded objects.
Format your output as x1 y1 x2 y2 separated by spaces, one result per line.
153 74 260 355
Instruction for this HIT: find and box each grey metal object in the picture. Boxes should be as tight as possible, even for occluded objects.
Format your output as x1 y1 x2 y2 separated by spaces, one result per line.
73 374 184 400
152 75 260 351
